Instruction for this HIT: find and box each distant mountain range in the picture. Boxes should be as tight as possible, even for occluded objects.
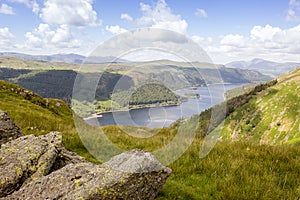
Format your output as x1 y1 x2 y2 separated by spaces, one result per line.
0 56 271 105
0 52 128 64
1 52 299 77
226 58 300 77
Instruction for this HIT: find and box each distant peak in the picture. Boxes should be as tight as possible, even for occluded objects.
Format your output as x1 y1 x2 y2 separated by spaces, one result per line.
251 58 265 63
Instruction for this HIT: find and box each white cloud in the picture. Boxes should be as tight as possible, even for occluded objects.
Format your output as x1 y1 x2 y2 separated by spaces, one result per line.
250 25 282 43
107 0 188 38
0 4 15 15
220 34 246 47
24 32 42 48
107 0 188 36
40 0 101 27
195 8 207 18
51 25 74 43
0 27 15 40
286 9 298 21
91 29 210 63
8 0 39 14
23 23 81 50
135 0 188 34
121 13 133 21
13 0 101 54
31 0 39 14
105 25 127 35
191 35 213 46
286 0 300 21
206 24 300 63
0 27 15 49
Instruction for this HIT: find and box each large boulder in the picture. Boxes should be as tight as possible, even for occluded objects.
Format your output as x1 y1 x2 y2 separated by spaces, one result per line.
0 132 62 197
51 148 88 172
104 149 164 173
0 110 23 145
4 149 172 200
0 112 171 199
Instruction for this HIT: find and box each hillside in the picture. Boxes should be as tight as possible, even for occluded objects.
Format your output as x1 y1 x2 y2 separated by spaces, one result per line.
90 83 181 115
0 67 134 103
218 67 300 144
0 57 271 105
0 80 97 162
113 83 180 106
97 73 300 199
0 75 300 199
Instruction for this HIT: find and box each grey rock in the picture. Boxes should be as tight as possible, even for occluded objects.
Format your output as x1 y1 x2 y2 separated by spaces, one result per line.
0 110 23 146
51 148 88 171
0 111 171 199
5 149 172 200
104 148 164 173
0 132 62 197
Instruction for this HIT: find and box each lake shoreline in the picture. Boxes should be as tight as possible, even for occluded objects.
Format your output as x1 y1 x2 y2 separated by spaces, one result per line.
84 83 247 126
84 102 180 120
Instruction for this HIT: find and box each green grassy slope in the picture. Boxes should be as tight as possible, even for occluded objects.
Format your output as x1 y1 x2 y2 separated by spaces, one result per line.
220 67 300 144
0 80 97 162
100 68 300 199
102 112 300 199
98 71 300 199
0 67 299 199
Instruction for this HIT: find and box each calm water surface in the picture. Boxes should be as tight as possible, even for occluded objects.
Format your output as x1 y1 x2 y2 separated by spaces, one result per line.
86 83 245 128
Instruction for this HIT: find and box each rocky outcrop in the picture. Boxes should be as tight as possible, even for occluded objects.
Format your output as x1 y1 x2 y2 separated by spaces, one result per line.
105 149 165 173
0 132 62 197
5 149 171 200
0 110 23 145
0 112 171 199
51 148 88 171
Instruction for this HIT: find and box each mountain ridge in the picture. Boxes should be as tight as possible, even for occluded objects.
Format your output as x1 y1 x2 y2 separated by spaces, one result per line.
0 52 128 64
226 58 300 77
2 52 299 77
0 57 271 107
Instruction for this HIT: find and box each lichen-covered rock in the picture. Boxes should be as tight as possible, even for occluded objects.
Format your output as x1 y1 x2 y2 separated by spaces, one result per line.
0 113 171 199
104 148 164 173
0 110 23 146
0 132 62 197
51 148 88 171
5 149 172 200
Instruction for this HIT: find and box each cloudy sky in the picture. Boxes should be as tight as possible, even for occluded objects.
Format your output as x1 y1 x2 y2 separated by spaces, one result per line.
0 0 300 63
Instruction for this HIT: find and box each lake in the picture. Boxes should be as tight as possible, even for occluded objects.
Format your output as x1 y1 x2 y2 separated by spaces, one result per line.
85 83 245 128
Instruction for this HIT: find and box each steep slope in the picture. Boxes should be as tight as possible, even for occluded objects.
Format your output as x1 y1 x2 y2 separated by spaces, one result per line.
0 80 96 161
220 67 300 144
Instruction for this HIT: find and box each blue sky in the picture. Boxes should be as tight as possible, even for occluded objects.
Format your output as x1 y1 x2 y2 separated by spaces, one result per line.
0 0 300 63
